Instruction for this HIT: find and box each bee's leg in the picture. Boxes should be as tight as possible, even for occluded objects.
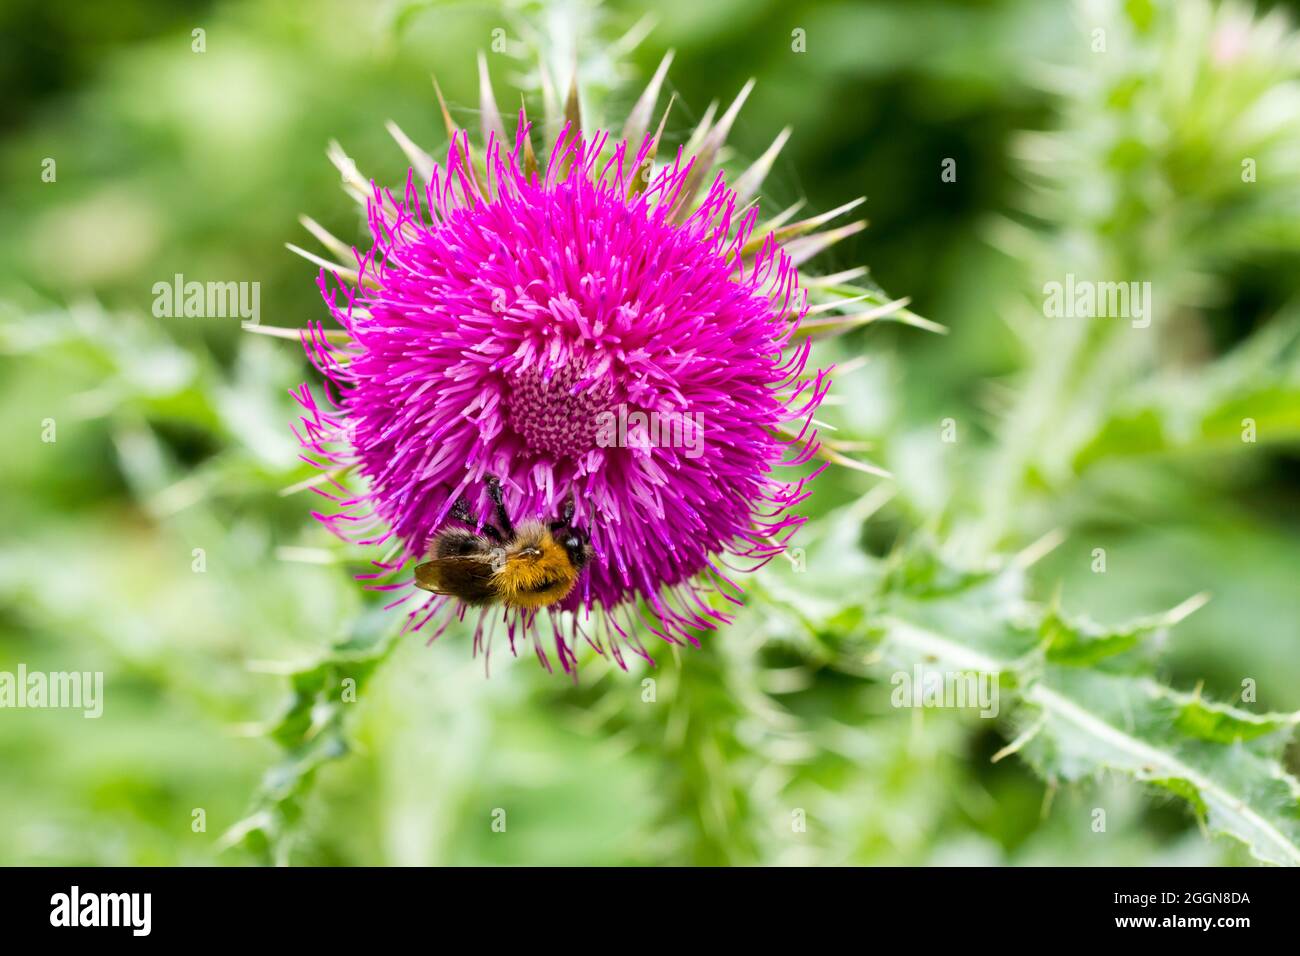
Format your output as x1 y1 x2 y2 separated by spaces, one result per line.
485 475 515 539
549 495 576 532
450 494 503 543
449 497 475 525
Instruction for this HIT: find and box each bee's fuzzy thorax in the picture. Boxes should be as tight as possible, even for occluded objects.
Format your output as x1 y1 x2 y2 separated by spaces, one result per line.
493 521 581 610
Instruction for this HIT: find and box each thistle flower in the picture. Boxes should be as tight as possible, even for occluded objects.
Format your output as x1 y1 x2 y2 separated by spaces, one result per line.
276 57 915 673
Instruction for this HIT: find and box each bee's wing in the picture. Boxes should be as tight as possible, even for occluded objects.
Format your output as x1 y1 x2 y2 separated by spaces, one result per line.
413 555 498 604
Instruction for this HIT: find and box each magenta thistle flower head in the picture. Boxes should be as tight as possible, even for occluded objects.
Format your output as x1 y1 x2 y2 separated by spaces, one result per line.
288 73 864 674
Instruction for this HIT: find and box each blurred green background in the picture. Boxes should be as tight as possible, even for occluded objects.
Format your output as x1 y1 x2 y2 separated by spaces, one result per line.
2 0 1299 865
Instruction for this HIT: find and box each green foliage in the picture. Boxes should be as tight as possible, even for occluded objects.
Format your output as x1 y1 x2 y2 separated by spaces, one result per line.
220 609 403 865
1074 311 1300 468
759 519 1300 865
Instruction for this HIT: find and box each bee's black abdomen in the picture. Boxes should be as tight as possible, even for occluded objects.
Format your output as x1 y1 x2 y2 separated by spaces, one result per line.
434 529 491 559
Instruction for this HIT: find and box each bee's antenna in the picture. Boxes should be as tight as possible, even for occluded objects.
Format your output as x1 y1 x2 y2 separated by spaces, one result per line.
485 476 515 538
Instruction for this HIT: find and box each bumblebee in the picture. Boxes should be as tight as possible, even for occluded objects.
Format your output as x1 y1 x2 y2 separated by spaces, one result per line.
414 477 593 610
